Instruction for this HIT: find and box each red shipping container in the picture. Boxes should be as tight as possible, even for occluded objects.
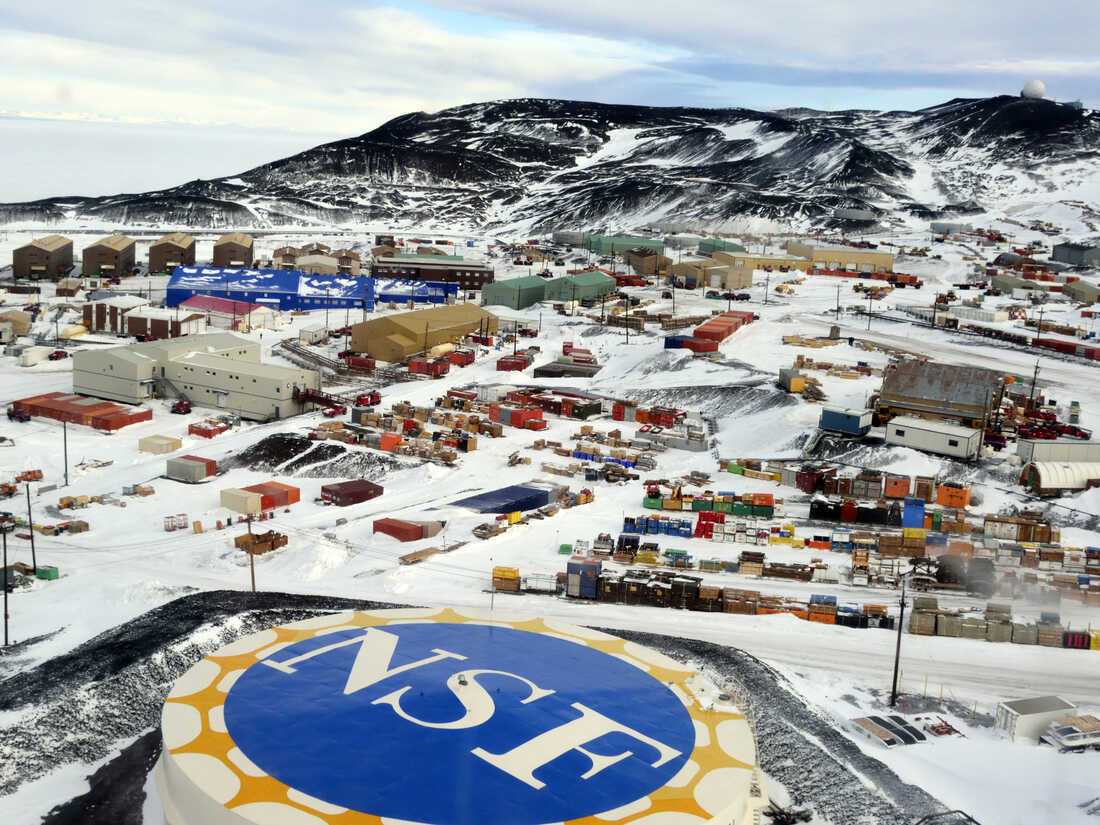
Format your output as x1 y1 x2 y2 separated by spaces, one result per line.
683 338 718 353
489 405 501 422
526 419 548 430
446 350 475 366
373 518 424 542
563 341 573 355
448 389 478 401
751 493 774 507
263 481 301 505
347 355 376 370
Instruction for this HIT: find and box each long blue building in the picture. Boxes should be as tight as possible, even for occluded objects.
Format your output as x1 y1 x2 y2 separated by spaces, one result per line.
167 267 458 312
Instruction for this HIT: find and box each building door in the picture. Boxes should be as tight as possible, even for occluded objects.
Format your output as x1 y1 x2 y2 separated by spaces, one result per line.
274 406 280 420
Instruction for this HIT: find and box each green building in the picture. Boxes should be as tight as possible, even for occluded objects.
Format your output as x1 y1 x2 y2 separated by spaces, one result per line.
545 271 617 302
586 235 664 256
698 238 747 255
482 276 548 310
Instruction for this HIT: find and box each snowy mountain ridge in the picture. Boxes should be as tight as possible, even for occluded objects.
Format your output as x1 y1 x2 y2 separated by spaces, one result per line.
3 95 1098 233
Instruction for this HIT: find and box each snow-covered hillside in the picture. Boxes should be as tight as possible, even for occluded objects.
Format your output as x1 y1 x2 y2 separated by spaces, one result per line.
1 96 1098 234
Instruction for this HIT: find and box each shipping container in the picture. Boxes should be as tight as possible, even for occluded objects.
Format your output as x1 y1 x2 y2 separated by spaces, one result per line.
166 457 210 483
819 407 872 436
373 518 424 542
320 480 384 506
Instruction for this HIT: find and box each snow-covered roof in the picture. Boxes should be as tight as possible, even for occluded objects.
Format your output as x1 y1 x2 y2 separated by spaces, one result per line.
170 267 368 299
888 415 980 438
999 695 1076 715
1023 461 1100 490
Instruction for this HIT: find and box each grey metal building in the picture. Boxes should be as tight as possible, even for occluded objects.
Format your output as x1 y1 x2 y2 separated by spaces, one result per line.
72 332 319 421
1052 242 1100 268
876 360 1004 429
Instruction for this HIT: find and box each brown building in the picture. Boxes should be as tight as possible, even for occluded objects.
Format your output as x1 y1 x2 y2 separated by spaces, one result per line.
213 232 254 267
372 256 494 292
624 248 672 276
272 246 300 269
13 235 73 279
351 304 498 363
83 234 136 277
333 249 361 276
875 360 1005 429
82 295 150 333
148 232 196 274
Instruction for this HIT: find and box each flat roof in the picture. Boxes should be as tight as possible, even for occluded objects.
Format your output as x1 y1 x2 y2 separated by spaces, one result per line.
888 415 980 438
1000 695 1076 715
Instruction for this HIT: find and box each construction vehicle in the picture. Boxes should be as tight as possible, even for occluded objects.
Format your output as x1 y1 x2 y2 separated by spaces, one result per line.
355 391 382 407
15 469 43 482
171 400 192 414
0 482 16 499
322 405 348 417
7 408 30 423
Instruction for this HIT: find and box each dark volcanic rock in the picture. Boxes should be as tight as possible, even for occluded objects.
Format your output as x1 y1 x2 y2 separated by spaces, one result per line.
1 95 1096 230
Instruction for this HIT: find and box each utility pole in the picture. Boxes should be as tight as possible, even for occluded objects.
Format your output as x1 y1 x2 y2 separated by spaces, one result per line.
325 288 331 330
25 484 36 574
1028 359 1040 411
836 284 842 319
890 573 908 708
763 271 770 305
2 520 10 646
867 292 872 331
63 421 68 488
246 513 256 593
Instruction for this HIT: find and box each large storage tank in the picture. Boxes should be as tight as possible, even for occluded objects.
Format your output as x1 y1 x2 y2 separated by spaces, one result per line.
157 609 768 825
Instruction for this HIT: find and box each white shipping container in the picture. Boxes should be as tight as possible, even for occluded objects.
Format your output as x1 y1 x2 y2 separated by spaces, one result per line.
18 345 53 367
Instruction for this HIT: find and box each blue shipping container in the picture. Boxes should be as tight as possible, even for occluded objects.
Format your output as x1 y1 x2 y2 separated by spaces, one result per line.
819 407 872 436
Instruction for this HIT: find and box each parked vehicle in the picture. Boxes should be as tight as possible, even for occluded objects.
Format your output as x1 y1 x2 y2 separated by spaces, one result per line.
170 400 192 414
6 408 30 422
735 293 752 301
48 350 68 360
705 290 721 299
323 405 348 417
355 392 381 407
983 432 1008 450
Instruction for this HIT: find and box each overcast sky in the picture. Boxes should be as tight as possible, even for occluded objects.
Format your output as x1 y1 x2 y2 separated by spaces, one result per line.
3 0 1098 201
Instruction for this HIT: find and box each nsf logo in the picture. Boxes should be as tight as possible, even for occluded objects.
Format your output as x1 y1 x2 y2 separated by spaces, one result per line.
224 622 695 825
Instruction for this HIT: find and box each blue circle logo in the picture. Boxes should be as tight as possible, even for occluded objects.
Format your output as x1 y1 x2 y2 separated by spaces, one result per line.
224 623 694 825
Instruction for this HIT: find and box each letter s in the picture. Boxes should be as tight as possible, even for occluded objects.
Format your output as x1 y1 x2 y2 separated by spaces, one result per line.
371 669 554 730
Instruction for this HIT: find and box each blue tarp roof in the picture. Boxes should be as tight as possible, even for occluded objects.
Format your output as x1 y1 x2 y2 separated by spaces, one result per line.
454 484 551 513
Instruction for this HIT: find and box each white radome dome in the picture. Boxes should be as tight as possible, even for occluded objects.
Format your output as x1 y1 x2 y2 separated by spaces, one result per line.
1021 79 1046 99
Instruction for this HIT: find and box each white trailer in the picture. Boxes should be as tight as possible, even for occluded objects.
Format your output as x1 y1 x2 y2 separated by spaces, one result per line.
995 695 1077 742
18 345 53 367
885 415 981 459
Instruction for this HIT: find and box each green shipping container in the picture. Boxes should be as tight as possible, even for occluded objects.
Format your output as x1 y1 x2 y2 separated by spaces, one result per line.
752 505 774 517
559 543 573 554
715 501 733 514
36 565 59 580
932 512 942 530
727 464 744 474
692 499 714 511
732 503 754 516
643 497 664 509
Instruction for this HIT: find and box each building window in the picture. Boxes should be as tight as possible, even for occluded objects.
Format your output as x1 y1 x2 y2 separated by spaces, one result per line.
948 439 959 447
894 429 905 436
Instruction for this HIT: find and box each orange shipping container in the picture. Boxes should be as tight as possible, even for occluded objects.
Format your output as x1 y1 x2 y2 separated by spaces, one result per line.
806 612 836 625
263 481 301 505
380 432 403 452
936 483 971 508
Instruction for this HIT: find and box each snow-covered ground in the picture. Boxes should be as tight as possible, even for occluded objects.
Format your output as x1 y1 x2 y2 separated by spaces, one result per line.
1 224 1099 825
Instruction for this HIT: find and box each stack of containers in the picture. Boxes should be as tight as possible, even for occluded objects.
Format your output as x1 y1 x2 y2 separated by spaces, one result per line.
241 481 301 510
566 557 601 599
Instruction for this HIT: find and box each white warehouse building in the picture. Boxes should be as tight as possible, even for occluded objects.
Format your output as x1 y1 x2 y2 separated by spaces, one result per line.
72 332 319 421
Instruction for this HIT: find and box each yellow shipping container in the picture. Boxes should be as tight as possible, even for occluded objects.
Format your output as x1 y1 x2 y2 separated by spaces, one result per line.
903 527 927 539
789 376 806 393
792 538 805 548
507 511 522 524
492 566 519 579
1091 630 1100 651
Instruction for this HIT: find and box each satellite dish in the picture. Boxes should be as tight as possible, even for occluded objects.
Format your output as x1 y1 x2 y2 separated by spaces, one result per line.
1021 79 1046 99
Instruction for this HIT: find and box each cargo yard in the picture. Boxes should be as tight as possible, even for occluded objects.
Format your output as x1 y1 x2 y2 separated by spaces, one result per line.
2 223 1100 825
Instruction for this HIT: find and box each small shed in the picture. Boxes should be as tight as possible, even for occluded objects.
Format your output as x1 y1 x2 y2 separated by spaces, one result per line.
995 695 1077 742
